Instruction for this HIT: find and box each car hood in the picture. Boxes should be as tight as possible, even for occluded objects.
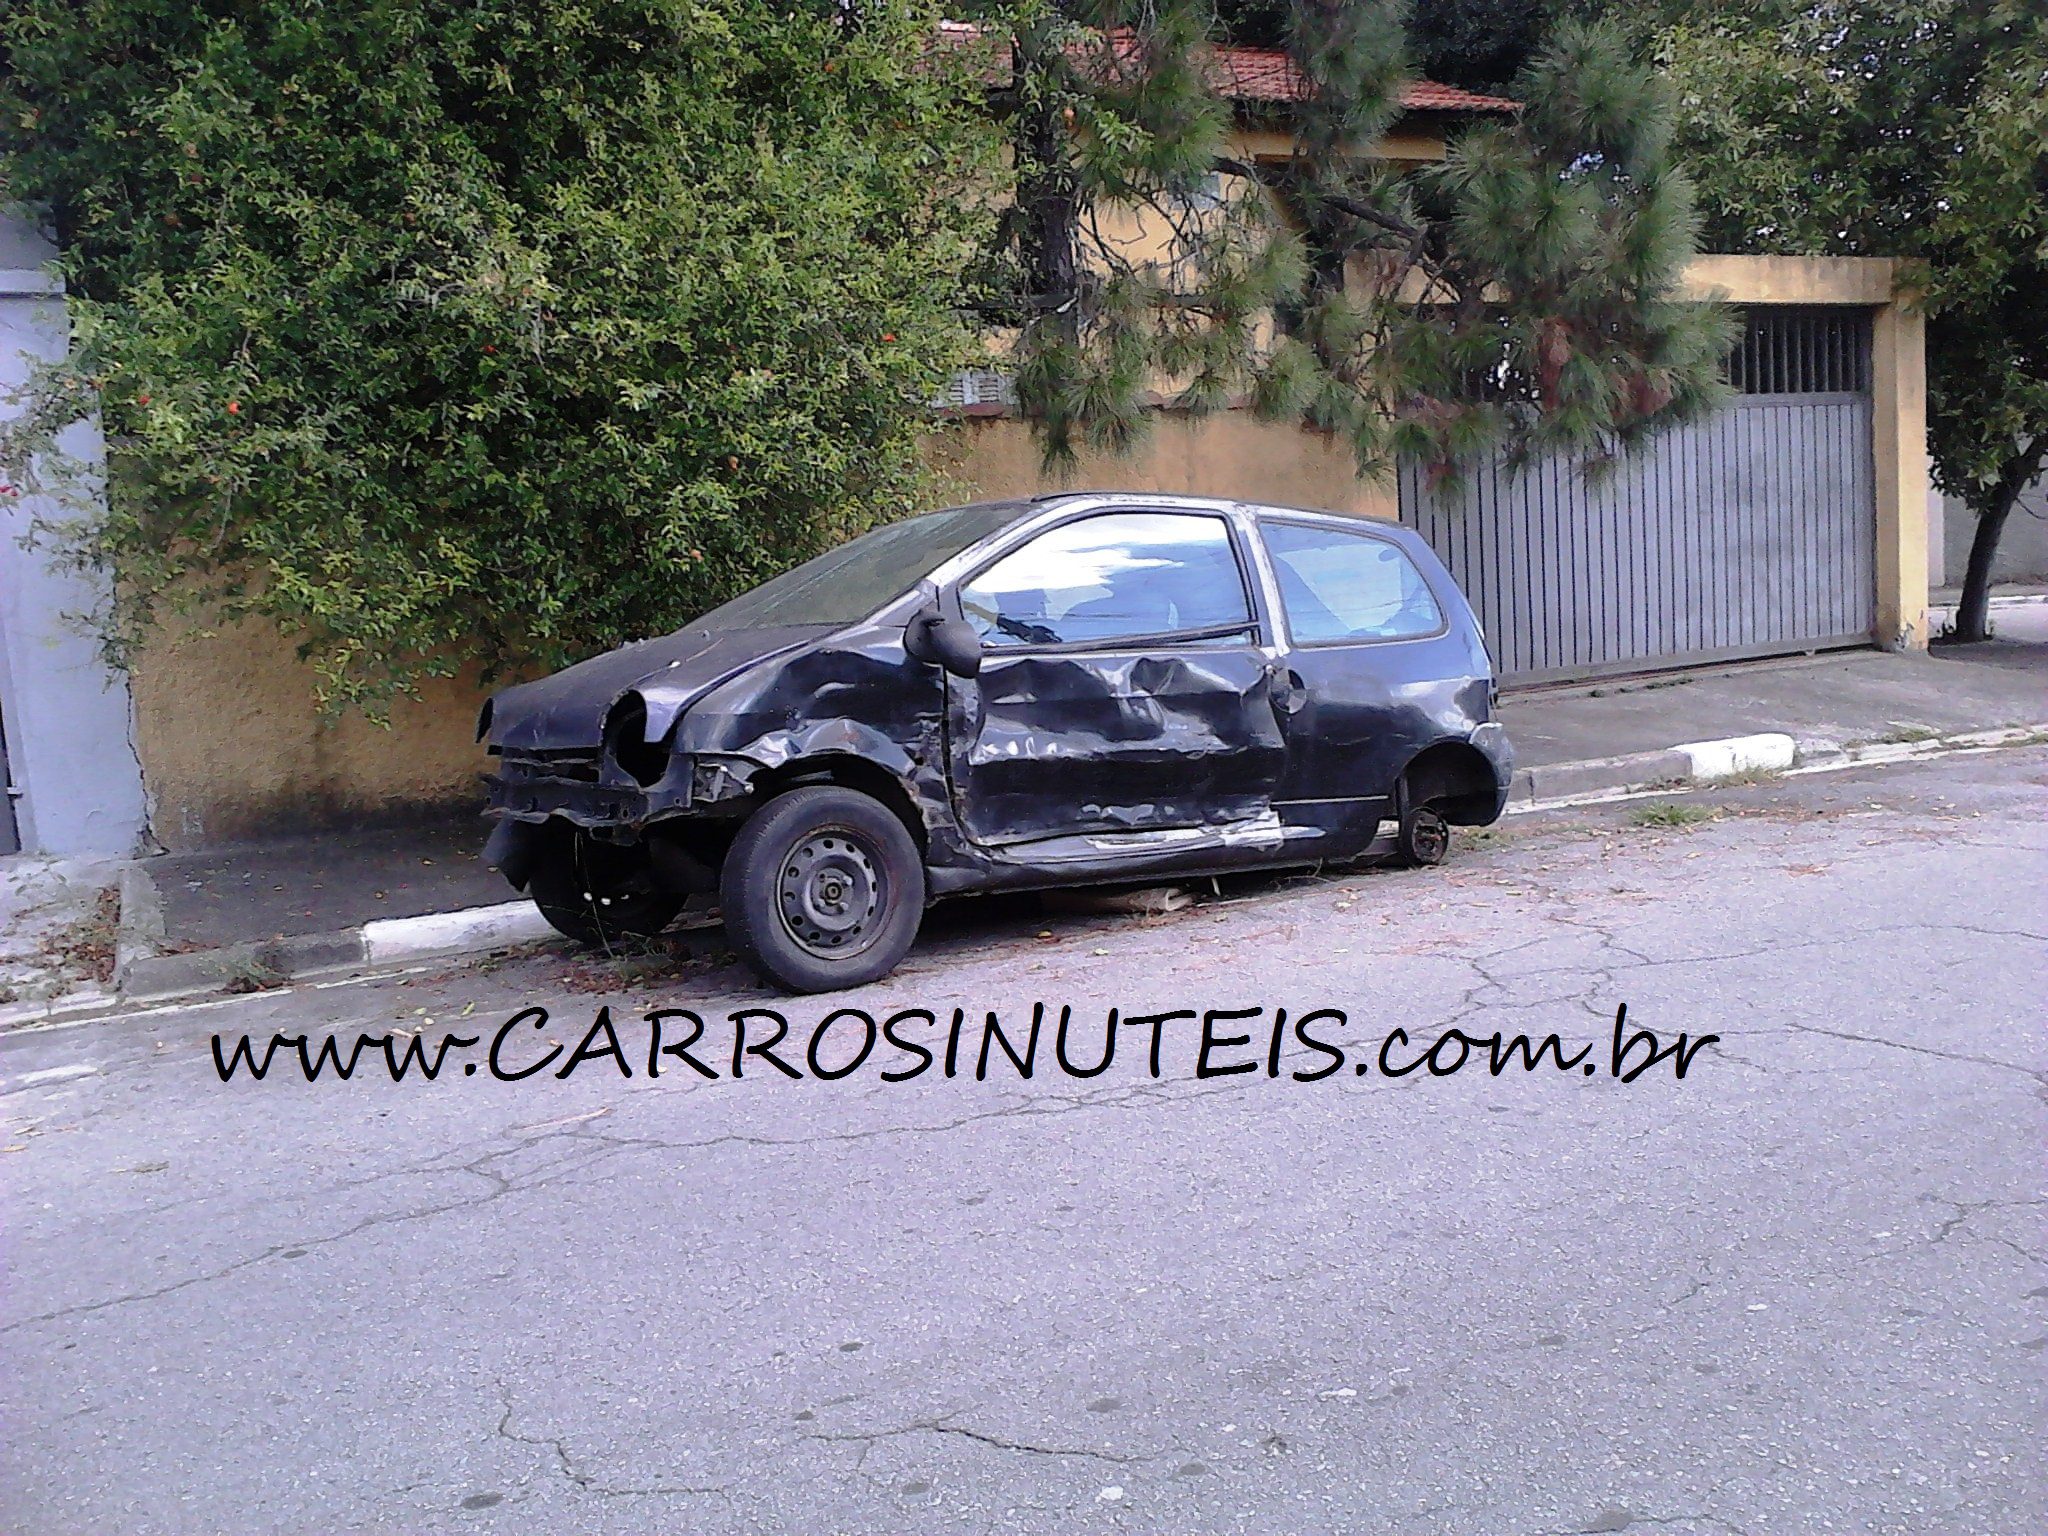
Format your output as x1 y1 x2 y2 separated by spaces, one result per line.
483 625 831 753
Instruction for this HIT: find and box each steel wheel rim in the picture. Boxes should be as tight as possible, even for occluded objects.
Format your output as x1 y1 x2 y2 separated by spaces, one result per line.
777 828 885 959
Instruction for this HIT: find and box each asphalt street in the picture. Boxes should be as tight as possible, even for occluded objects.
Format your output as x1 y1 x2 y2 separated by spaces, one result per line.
4 747 2044 1535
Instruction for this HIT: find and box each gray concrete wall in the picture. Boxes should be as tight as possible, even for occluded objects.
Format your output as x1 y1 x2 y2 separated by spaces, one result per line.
0 214 149 856
1930 483 2048 589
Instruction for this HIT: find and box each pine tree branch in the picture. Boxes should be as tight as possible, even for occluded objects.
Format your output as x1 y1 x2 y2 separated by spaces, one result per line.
1213 157 1423 241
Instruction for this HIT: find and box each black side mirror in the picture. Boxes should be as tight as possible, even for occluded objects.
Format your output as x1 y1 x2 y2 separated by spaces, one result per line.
904 604 983 679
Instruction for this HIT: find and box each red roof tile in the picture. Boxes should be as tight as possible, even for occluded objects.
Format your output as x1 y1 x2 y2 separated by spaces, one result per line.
937 24 1519 114
1213 45 1516 111
1401 78 1521 112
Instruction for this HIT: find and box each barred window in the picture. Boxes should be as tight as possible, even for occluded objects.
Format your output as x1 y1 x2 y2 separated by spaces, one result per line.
1725 307 1870 395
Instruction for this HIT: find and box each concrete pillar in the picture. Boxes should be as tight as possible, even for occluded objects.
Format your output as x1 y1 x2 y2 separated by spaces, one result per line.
0 216 150 856
1871 299 1931 650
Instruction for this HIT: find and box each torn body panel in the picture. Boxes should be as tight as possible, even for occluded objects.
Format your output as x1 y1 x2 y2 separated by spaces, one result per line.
946 644 1287 847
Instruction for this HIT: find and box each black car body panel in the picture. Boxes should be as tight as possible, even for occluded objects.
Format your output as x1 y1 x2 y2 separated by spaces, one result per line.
948 646 1288 846
479 493 1514 900
482 625 830 755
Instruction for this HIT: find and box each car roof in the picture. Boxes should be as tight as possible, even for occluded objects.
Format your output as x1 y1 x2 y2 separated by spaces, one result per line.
1023 490 1431 547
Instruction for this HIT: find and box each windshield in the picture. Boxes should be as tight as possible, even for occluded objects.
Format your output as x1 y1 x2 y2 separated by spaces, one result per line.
690 501 1029 630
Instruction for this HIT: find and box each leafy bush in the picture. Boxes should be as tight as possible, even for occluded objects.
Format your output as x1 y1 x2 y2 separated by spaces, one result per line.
0 0 996 708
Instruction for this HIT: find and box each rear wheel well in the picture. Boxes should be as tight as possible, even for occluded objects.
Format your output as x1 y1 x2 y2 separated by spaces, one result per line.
1398 741 1501 826
750 754 928 856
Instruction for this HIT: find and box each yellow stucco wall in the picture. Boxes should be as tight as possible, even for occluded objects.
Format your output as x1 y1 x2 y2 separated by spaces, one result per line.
130 252 1929 848
1681 254 1897 305
928 412 1398 520
131 616 497 848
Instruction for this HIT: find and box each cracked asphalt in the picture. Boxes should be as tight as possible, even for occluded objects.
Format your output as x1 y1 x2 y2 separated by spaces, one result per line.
3 748 2044 1536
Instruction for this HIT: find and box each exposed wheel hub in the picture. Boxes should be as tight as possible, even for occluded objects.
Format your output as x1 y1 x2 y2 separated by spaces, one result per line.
1410 811 1449 862
779 832 882 956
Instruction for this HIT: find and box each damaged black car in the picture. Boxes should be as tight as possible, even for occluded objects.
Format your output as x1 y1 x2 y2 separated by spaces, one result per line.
478 493 1514 992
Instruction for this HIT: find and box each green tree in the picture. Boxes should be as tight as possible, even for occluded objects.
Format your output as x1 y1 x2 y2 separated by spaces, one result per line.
1221 0 1560 93
4 0 1726 715
0 0 996 708
1650 0 2048 641
1408 0 1559 91
977 7 1729 479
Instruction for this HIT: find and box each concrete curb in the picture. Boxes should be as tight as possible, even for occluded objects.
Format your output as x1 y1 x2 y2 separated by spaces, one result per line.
1925 591 2048 628
0 985 121 1034
1506 747 1691 807
7 719 2030 1024
1674 731 1799 779
363 902 556 965
1502 731 1797 814
1787 722 2048 774
113 863 165 981
110 883 560 1005
1503 723 2047 817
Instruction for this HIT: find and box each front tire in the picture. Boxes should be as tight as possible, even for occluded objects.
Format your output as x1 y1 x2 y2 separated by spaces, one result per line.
528 824 683 947
721 786 925 992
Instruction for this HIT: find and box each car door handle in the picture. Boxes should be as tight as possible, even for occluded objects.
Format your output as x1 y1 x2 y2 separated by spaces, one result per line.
1268 667 1308 715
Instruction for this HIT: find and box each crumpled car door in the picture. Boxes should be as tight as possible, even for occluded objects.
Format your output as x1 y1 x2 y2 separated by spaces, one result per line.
940 509 1287 848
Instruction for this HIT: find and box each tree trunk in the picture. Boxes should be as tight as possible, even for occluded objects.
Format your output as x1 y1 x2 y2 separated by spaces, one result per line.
1955 496 2014 642
1014 31 1078 344
1953 438 2044 643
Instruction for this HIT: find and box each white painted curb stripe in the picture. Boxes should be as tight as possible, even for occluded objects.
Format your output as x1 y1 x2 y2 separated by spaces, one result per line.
1672 732 1798 780
361 900 555 964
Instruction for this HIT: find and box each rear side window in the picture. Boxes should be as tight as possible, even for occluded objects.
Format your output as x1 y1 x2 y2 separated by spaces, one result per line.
1262 522 1444 643
960 512 1252 648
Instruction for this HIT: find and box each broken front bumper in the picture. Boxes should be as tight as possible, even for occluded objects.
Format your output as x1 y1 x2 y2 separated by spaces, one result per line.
480 749 756 892
481 747 761 829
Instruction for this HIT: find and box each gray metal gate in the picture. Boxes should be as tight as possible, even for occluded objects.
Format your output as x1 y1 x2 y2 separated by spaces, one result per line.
1400 307 1878 686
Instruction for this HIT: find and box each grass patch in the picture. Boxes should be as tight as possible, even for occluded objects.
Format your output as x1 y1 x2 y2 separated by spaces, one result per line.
219 954 287 994
1874 724 1941 745
1630 801 1717 829
1705 765 1787 789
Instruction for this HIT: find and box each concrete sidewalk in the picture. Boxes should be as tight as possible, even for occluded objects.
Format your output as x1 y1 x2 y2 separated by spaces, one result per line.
1498 606 2048 767
141 817 505 952
0 854 124 1013
5 620 2042 1021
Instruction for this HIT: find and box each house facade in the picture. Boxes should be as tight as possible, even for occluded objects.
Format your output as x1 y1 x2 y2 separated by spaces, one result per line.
0 70 1928 854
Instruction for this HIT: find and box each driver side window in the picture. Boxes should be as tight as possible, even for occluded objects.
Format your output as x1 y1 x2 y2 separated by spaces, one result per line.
959 512 1252 648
